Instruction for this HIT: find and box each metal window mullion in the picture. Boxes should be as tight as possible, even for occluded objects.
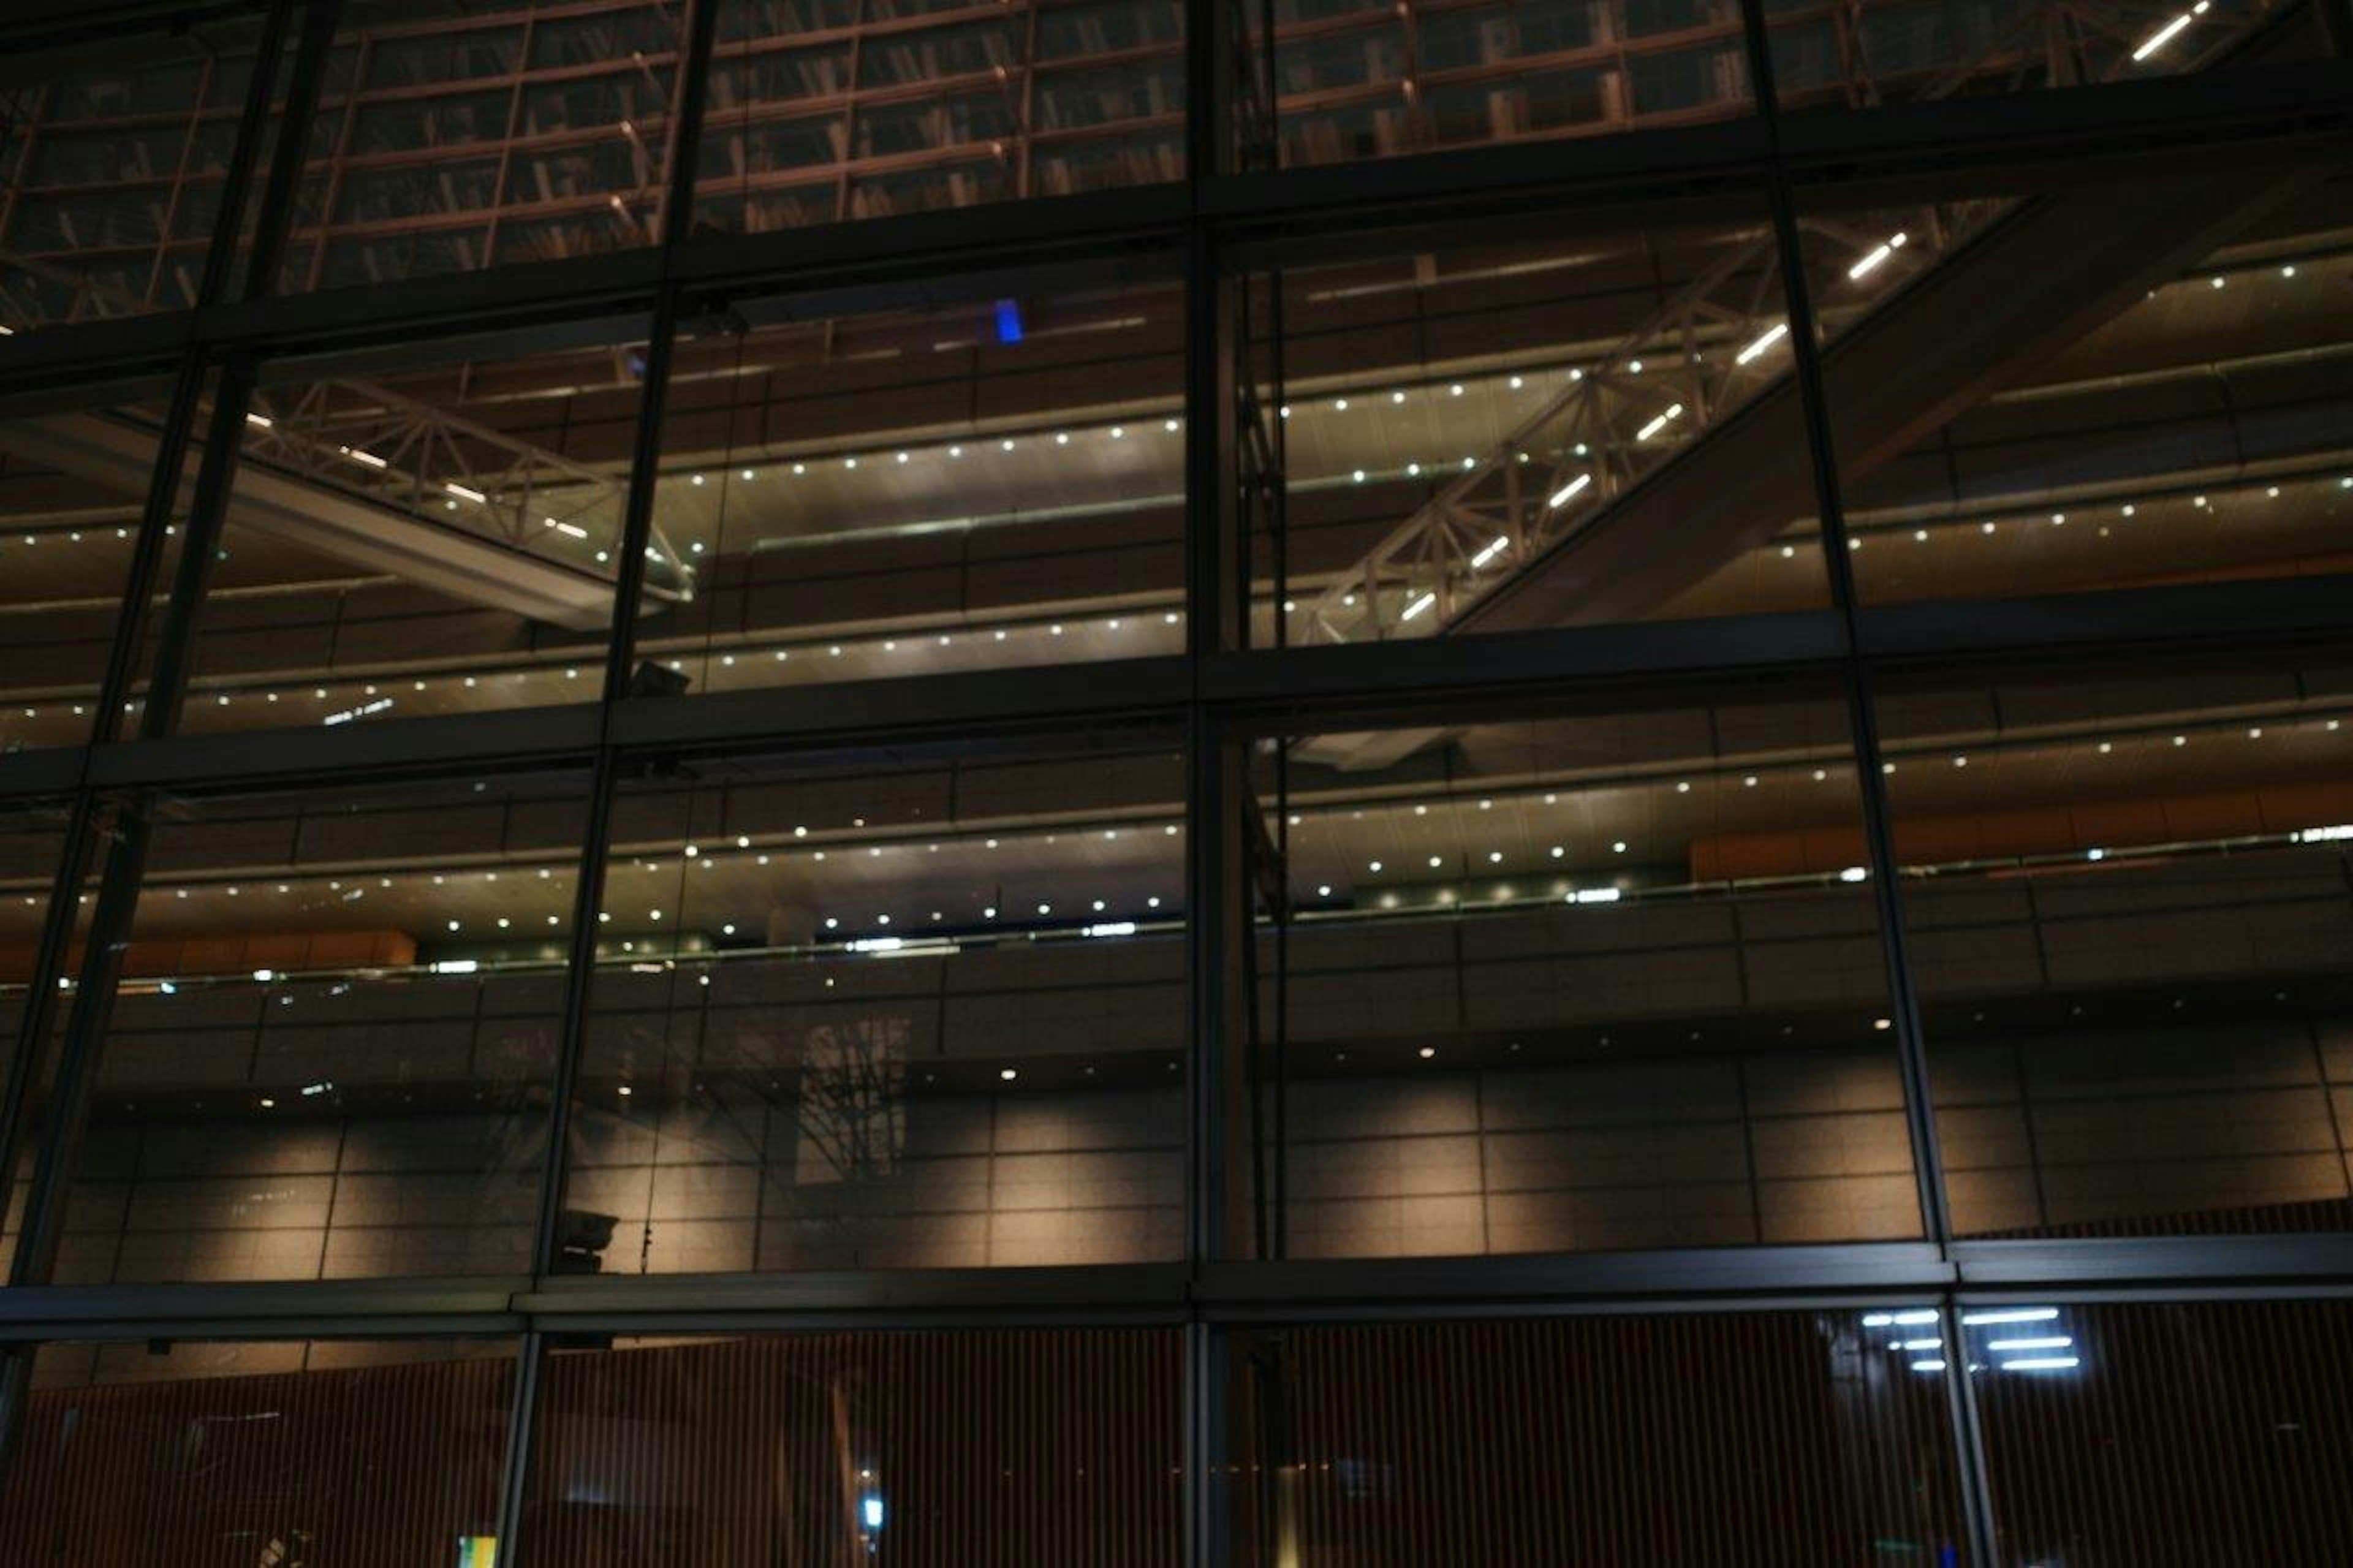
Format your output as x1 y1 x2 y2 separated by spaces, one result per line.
194 0 306 309
488 1328 548 1564
1187 0 1229 183
228 0 343 306
0 328 214 1244
1734 3 1997 1562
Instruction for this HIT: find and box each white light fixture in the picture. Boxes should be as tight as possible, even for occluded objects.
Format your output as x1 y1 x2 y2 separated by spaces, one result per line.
1848 232 1909 281
2132 1 2207 61
1735 322 1789 365
1547 474 1591 509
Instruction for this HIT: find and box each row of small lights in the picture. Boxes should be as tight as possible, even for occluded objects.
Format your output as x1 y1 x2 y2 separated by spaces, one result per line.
1815 471 2353 558
28 706 2343 941
34 810 2353 1024
12 701 2346 921
11 463 2340 723
3 607 1192 724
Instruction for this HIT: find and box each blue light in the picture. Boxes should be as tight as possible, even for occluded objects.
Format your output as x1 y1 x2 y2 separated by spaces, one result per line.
860 1493 885 1532
994 299 1023 344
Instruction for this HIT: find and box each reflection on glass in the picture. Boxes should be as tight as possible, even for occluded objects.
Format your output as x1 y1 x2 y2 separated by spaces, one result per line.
1766 0 2323 113
1876 648 2353 1237
0 17 271 330
0 375 189 751
1800 163 2353 605
161 320 650 737
1249 0 1754 170
1228 1312 1963 1564
562 733 1188 1273
691 0 1186 235
626 266 1185 696
1249 686 1919 1260
0 1338 517 1561
1246 197 1824 649
1971 1298 2353 1561
522 1330 1181 1563
50 768 588 1284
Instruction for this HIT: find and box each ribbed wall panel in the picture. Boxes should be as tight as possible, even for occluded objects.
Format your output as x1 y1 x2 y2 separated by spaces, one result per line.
1251 1314 1965 1567
0 1352 513 1565
521 1328 1183 1567
1977 1300 2353 1564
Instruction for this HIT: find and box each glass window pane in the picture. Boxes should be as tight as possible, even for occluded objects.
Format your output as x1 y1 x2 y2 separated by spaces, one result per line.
262 2 687 295
1970 1298 2353 1561
561 729 1187 1273
156 317 648 738
1800 159 2353 607
1765 0 2327 113
1245 195 1827 650
521 1329 1181 1561
1227 1311 1965 1563
1256 0 1752 172
624 262 1184 697
50 767 589 1284
1875 644 2353 1237
0 1337 518 1560
0 15 272 330
691 0 1184 238
1251 680 1921 1260
0 370 192 751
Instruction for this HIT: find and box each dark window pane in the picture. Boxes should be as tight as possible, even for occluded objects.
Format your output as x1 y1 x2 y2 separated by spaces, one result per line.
1230 1312 1965 1563
260 3 686 294
1258 0 1751 170
1245 195 1826 648
153 319 649 739
0 1338 518 1561
1876 645 2353 1237
1251 684 1920 1259
521 1330 1181 1562
0 17 271 329
690 0 1184 240
625 262 1184 697
561 732 1188 1273
0 373 189 750
1971 1298 2353 1561
1801 161 2353 607
1765 0 2325 113
51 768 589 1284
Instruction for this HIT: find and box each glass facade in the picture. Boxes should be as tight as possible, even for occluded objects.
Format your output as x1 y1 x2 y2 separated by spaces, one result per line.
0 0 2348 1557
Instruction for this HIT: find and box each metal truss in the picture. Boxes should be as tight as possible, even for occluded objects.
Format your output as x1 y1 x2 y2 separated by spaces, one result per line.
1286 0 2277 646
240 369 694 602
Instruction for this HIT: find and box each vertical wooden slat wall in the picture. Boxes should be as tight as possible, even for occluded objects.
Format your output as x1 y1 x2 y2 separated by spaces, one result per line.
0 1352 512 1565
1974 1299 2353 1564
519 1327 1184 1566
1258 1314 1965 1567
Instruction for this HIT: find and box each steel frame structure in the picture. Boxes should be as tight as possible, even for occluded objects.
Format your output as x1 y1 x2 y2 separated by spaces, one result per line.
0 0 2349 1558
